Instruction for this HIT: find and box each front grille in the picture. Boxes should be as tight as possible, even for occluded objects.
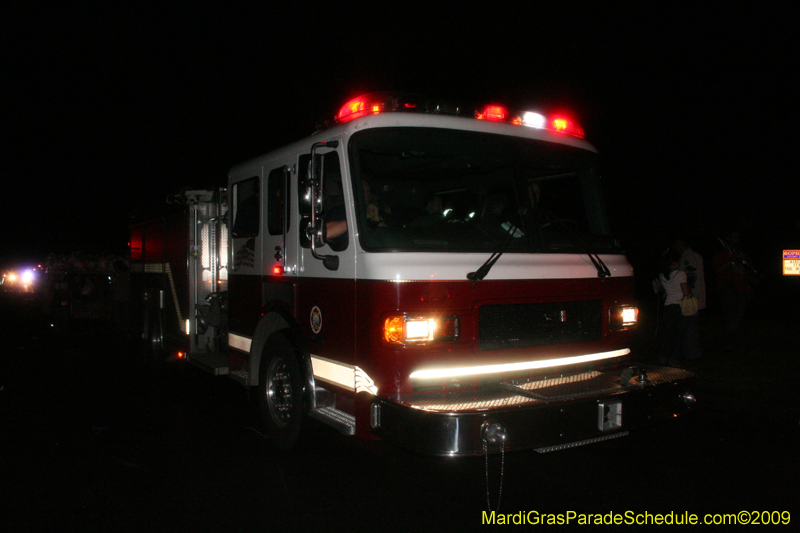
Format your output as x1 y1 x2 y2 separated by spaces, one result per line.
478 300 602 351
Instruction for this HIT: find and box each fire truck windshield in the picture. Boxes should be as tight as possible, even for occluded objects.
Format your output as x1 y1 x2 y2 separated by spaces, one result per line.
349 128 620 255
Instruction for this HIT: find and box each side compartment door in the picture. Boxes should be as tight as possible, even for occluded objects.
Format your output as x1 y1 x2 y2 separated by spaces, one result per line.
262 162 297 315
228 162 298 362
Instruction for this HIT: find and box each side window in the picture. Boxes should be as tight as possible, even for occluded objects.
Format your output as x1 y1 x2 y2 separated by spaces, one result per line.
267 167 289 236
320 152 347 251
231 176 260 238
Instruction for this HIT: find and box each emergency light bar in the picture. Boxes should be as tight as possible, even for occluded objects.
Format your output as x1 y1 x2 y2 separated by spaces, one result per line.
333 92 585 138
335 92 431 123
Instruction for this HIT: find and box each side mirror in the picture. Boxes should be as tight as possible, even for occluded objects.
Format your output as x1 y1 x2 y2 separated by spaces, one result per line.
298 158 318 218
310 140 339 217
299 216 327 249
323 255 339 271
299 216 312 248
300 216 339 270
307 217 327 249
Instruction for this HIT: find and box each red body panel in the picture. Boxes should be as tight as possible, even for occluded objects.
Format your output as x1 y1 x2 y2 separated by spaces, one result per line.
296 278 357 369
355 276 635 395
229 271 635 398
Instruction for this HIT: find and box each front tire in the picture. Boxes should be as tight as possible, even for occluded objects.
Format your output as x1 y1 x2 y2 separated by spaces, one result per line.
258 332 304 450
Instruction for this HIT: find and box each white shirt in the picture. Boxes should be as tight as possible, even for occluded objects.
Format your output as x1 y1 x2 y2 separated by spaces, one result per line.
660 269 687 306
680 248 706 310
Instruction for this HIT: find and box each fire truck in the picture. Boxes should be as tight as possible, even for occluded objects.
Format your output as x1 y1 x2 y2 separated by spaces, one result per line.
129 92 695 455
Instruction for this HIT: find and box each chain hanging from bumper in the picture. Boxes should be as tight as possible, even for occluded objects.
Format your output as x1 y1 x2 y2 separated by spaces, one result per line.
483 421 507 512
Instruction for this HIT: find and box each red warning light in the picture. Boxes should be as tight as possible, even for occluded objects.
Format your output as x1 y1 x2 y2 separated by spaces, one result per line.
336 95 385 123
550 116 585 138
486 106 507 121
331 93 585 138
336 96 367 123
478 105 507 121
552 118 569 131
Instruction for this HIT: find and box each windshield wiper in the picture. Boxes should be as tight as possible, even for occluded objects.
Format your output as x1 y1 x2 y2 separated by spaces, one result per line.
538 210 611 278
467 251 503 282
467 217 522 281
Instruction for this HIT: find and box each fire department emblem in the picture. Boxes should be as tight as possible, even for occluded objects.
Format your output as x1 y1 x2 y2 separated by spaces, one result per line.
310 306 322 334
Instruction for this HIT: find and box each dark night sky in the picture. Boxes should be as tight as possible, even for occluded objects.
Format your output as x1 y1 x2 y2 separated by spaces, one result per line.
4 4 797 270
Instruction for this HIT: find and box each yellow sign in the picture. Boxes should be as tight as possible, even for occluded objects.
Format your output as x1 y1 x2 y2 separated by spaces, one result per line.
784 250 800 276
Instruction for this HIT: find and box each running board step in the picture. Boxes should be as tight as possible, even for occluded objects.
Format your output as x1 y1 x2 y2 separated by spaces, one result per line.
309 406 356 436
187 352 229 375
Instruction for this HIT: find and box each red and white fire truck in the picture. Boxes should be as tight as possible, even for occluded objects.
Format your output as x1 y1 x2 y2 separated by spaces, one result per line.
130 92 695 455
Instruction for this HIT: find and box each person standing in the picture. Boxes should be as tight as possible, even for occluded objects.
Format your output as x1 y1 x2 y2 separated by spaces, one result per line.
657 250 691 367
672 238 706 360
713 231 756 350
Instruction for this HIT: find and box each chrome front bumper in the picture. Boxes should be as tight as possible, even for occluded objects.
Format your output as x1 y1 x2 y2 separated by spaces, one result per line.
370 365 696 456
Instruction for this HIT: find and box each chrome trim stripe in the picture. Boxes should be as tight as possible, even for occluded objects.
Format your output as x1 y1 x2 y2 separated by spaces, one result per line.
409 348 631 380
228 333 252 353
311 355 378 395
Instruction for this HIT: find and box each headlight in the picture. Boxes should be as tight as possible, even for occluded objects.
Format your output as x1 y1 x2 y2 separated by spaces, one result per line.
383 315 460 346
610 304 638 331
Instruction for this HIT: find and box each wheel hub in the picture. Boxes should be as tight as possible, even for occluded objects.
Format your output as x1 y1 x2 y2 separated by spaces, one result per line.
266 359 293 425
